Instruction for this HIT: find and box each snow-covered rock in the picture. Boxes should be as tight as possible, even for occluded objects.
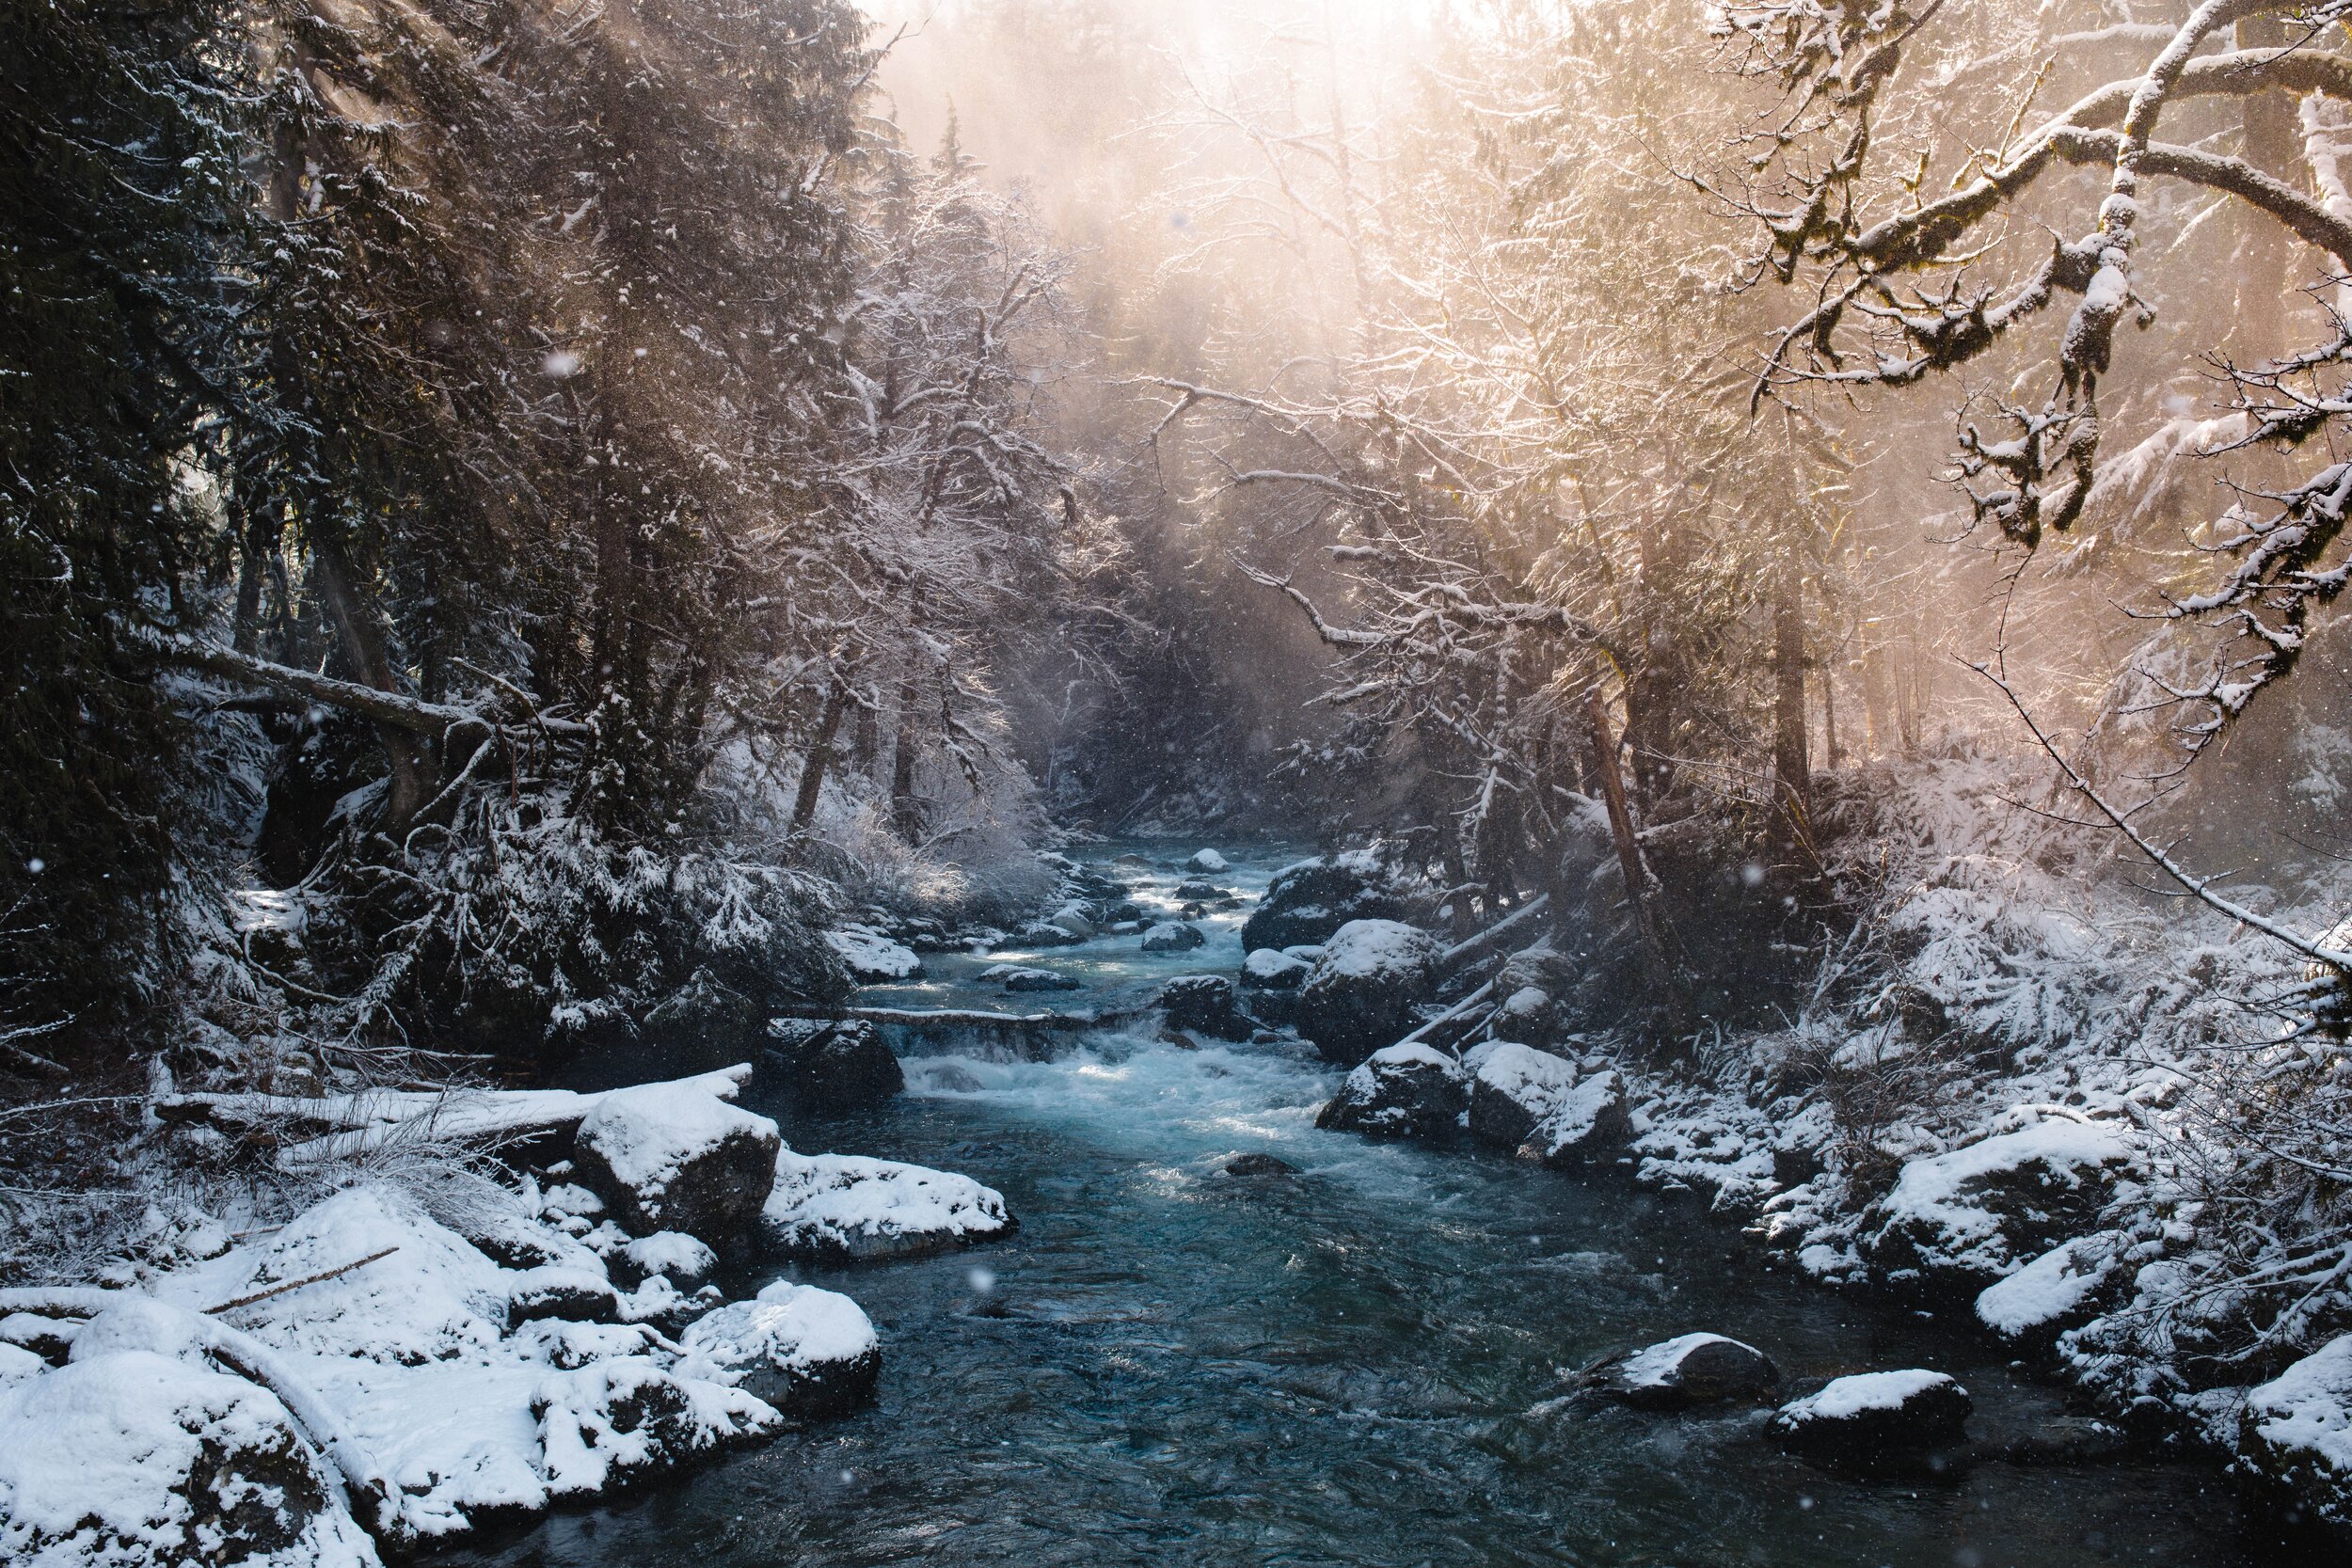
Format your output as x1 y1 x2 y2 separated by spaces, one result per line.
763 1018 904 1114
614 1231 717 1291
1600 1332 1778 1409
1974 1231 2121 1344
1314 1043 1465 1142
761 1150 1014 1264
1463 1041 1577 1148
506 1266 619 1326
1186 848 1230 873
1241 850 1429 952
675 1281 880 1417
1242 947 1311 990
2237 1335 2352 1543
1771 1370 1972 1465
571 1080 783 1246
233 1184 513 1365
532 1355 779 1500
1159 974 1253 1040
1295 919 1443 1065
825 925 925 984
0 1350 383 1568
1138 920 1206 953
1863 1114 2137 1300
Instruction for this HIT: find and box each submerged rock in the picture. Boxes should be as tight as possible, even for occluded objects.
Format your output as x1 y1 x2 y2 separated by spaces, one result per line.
1159 974 1254 1040
1771 1370 1972 1465
979 964 1084 993
763 1019 905 1115
1295 919 1443 1065
762 1149 1015 1263
675 1281 881 1418
1139 920 1207 953
1173 879 1229 901
1315 1043 1465 1141
572 1081 783 1248
1598 1332 1778 1409
1223 1152 1300 1178
2236 1335 2352 1544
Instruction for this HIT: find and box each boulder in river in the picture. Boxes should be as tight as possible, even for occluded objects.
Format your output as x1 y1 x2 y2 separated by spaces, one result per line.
1242 947 1311 990
2234 1334 2352 1545
1188 848 1230 873
1173 879 1229 901
1770 1370 1973 1466
764 1018 905 1114
1462 1041 1578 1149
1223 1152 1300 1178
1159 974 1255 1040
675 1280 881 1418
572 1080 783 1248
824 925 924 984
612 1230 718 1292
533 1355 781 1500
1315 1043 1466 1142
1139 920 1207 953
1598 1333 1779 1409
762 1149 1015 1263
1295 918 1444 1065
1241 849 1431 952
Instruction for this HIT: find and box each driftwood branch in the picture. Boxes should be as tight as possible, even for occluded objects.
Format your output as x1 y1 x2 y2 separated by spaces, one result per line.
205 1247 400 1315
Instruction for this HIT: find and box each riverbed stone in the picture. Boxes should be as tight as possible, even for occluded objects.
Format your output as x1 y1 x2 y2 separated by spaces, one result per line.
1315 1043 1466 1141
1295 919 1444 1065
675 1280 882 1418
762 1150 1015 1263
1771 1370 1973 1466
1463 1041 1579 1149
1599 1332 1779 1409
1243 947 1312 990
1223 1152 1299 1177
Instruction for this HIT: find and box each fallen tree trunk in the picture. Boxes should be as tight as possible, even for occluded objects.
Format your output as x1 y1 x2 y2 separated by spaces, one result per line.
156 1065 753 1169
1438 895 1549 974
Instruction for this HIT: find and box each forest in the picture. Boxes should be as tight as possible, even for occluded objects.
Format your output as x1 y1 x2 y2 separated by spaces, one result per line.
4 2 2352 1564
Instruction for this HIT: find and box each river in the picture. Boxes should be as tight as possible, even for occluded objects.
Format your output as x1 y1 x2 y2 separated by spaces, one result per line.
450 842 2251 1567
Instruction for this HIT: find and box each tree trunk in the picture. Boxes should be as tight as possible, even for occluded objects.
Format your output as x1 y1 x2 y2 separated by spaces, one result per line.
889 668 924 842
1584 689 1680 1022
789 681 852 834
309 535 437 830
1771 565 1815 864
2234 17 2300 362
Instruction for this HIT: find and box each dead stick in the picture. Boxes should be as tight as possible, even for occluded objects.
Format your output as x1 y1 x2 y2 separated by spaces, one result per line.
205 1247 398 1315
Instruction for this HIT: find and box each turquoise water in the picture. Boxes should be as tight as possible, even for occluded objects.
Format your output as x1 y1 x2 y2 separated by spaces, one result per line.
450 844 2254 1567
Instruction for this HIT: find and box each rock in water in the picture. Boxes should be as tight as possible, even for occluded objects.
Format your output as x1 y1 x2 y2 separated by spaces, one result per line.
572 1081 783 1247
1242 947 1311 990
1463 1041 1578 1148
762 1149 1015 1263
1295 919 1443 1065
1771 1370 1972 1466
824 925 925 984
1139 920 1207 953
675 1281 881 1418
1315 1043 1466 1141
1600 1333 1778 1408
613 1231 718 1291
2236 1335 2352 1544
0 1350 384 1568
977 964 1083 993
764 1019 905 1115
1223 1153 1300 1177
1187 848 1230 873
1159 974 1254 1040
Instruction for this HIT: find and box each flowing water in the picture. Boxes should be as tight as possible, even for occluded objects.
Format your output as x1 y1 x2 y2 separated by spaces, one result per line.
454 844 2253 1568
